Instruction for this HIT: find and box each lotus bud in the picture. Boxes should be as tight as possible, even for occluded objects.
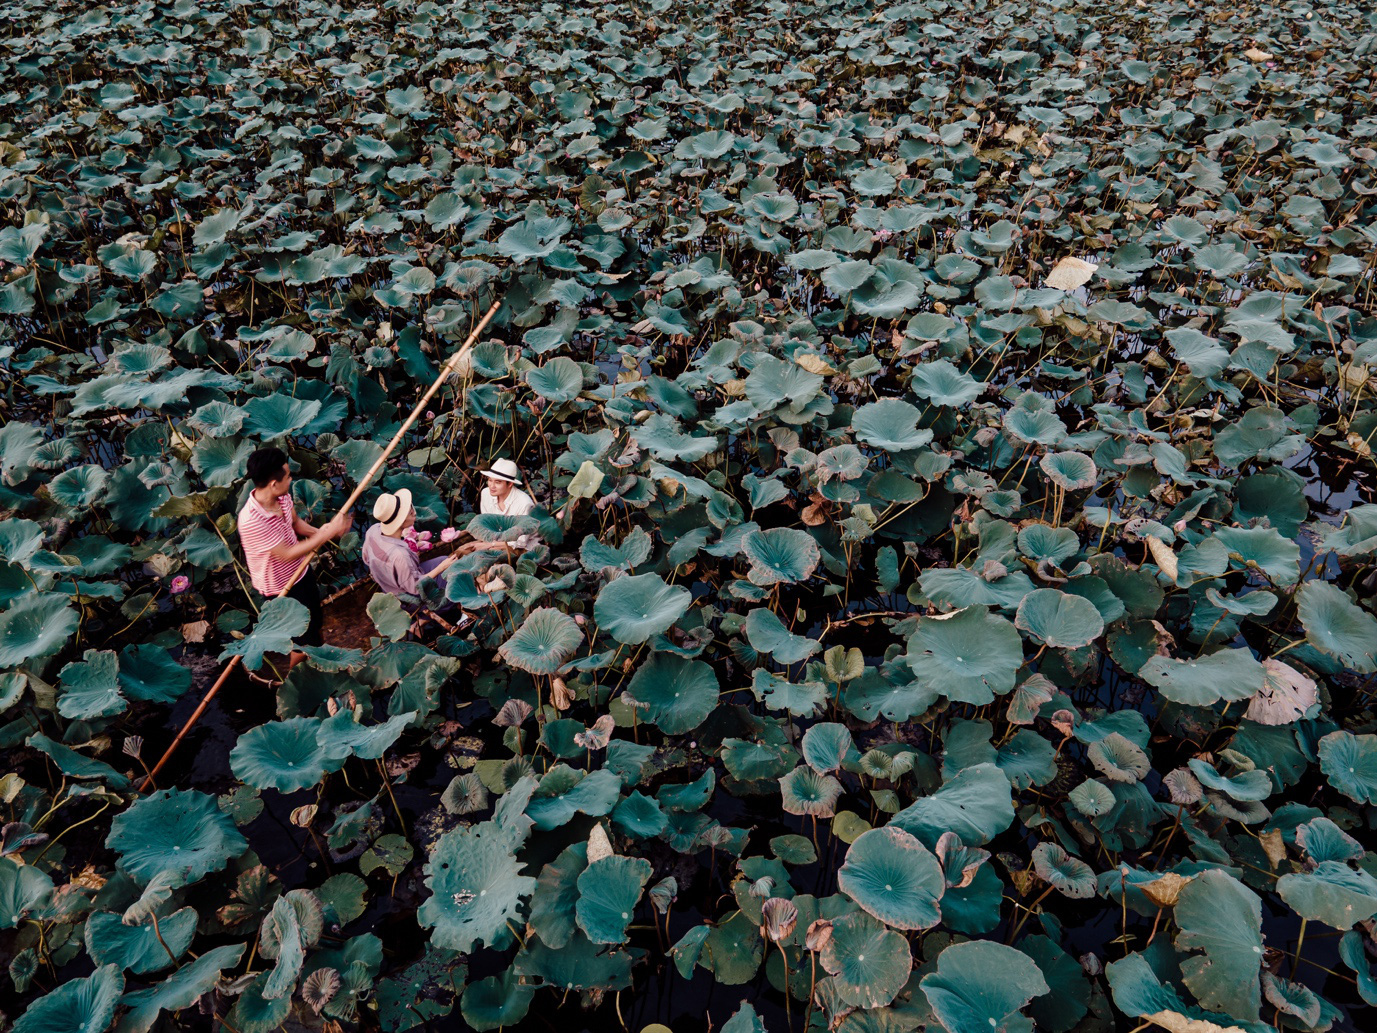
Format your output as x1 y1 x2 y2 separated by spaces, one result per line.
1050 709 1077 738
291 804 318 828
761 897 798 942
805 918 833 953
649 876 678 914
326 696 339 717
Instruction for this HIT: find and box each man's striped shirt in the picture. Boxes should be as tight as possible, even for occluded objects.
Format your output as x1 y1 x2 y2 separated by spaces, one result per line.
238 492 301 595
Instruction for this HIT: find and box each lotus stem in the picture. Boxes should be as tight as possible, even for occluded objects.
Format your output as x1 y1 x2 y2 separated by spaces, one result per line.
1292 917 1307 978
377 759 407 838
776 942 792 1026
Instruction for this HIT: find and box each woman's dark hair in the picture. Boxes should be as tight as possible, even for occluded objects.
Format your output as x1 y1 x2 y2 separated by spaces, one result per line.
246 447 289 488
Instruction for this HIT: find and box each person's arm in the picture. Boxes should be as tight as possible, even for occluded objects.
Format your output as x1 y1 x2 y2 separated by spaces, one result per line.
266 511 352 564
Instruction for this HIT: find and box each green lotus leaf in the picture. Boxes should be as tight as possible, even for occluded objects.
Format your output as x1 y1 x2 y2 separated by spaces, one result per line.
529 842 587 949
575 854 652 944
86 907 196 974
114 944 246 1033
225 972 291 1033
822 259 876 295
58 649 127 720
118 644 192 704
625 653 718 735
580 527 652 574
0 519 44 566
631 413 718 461
1186 758 1271 802
13 964 123 1033
316 709 414 762
1212 525 1300 585
1278 860 1377 930
1068 779 1116 819
594 573 691 645
852 399 934 452
26 733 129 787
920 565 1036 611
526 356 583 403
242 393 321 439
909 360 981 407
1031 842 1096 899
0 592 80 666
525 768 622 831
497 214 571 262
779 766 843 817
920 940 1048 1033
460 971 534 1032
891 763 1014 849
907 606 1024 704
219 596 310 671
106 788 247 885
1017 525 1079 564
498 607 583 674
802 722 859 774
1175 869 1264 1021
942 719 1057 790
820 911 912 1010
1318 731 1377 804
742 527 820 586
843 668 940 722
0 855 53 929
515 930 637 991
230 718 340 793
1020 935 1091 1033
743 355 824 412
836 826 945 930
1039 451 1097 491
743 606 820 663
1086 732 1150 784
721 1001 766 1033
1298 581 1377 673
1015 589 1105 649
1339 931 1377 1007
1003 404 1067 447
419 822 536 953
1140 648 1266 707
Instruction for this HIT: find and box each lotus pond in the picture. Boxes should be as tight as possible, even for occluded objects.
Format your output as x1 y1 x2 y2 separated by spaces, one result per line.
3 1 1377 1032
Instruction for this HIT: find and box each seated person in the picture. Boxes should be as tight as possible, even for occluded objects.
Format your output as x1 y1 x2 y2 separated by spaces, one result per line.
363 490 498 609
479 458 536 517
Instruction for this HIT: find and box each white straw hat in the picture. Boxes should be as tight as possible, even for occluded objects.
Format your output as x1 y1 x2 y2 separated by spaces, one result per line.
480 458 523 485
372 488 413 534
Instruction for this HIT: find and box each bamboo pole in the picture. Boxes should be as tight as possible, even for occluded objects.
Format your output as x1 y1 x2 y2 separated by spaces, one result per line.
138 300 503 793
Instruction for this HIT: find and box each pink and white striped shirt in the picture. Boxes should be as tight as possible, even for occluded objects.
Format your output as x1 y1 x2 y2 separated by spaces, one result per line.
238 492 302 595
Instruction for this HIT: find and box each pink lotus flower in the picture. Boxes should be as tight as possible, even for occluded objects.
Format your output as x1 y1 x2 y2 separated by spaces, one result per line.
170 575 191 594
440 527 459 543
425 411 436 419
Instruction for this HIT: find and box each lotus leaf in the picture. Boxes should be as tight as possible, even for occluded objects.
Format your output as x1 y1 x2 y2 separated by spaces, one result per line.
852 399 934 452
1039 451 1097 491
114 944 246 1033
821 911 912 1010
13 965 123 1033
460 971 534 1032
219 597 311 671
910 360 981 407
1297 581 1377 673
1015 589 1105 649
920 940 1049 1033
498 607 583 674
58 649 127 720
419 823 536 954
1020 935 1091 1033
780 767 843 816
316 710 414 762
1141 649 1266 707
594 573 691 644
86 907 196 974
742 527 821 586
1277 861 1377 930
0 855 53 929
891 764 1015 849
515 931 637 991
907 606 1024 704
1175 870 1264 1021
1031 842 1096 899
625 653 718 735
836 826 944 930
230 718 340 793
576 854 652 943
105 789 247 886
1317 731 1377 805
0 593 80 667
743 606 820 664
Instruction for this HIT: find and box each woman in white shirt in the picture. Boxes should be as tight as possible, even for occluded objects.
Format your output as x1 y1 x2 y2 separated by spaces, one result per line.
479 458 536 516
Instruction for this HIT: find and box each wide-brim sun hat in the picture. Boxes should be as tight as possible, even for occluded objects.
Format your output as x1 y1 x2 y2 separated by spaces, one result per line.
480 458 523 485
373 488 413 535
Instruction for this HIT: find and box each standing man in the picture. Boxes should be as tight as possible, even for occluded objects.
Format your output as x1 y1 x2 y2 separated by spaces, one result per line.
239 447 352 674
479 458 536 516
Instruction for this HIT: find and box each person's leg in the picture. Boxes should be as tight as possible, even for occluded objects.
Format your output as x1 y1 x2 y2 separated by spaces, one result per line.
287 568 325 669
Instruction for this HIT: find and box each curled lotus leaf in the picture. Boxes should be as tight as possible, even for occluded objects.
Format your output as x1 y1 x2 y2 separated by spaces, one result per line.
907 606 1024 705
919 940 1049 1033
593 573 692 644
1245 659 1318 725
1032 842 1097 899
779 766 843 817
1088 733 1151 784
624 653 718 735
116 944 246 1033
1140 648 1266 707
1174 870 1264 1022
105 788 247 886
230 718 341 793
1039 451 1097 491
0 855 53 930
498 607 583 674
1015 589 1105 649
1277 861 1377 930
909 360 981 407
1186 759 1272 802
890 763 1015 849
851 399 934 452
820 911 912 1010
742 527 821 586
836 826 945 930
